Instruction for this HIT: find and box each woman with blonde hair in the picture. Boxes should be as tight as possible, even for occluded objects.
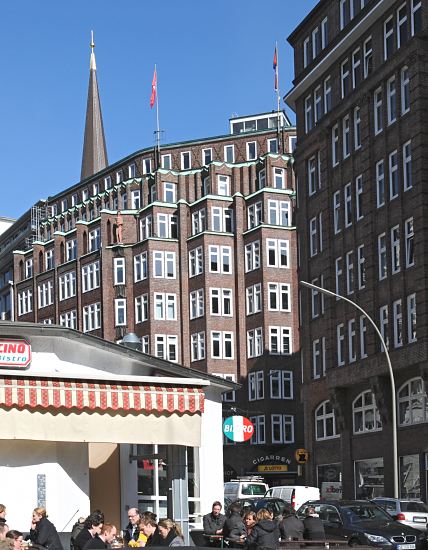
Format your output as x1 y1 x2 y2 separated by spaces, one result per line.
245 508 279 550
29 507 63 550
157 519 184 547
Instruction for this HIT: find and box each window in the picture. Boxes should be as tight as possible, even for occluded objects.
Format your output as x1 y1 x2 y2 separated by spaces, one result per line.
209 245 232 274
363 37 373 78
140 215 153 239
83 302 101 332
217 175 230 196
25 259 33 279
311 282 320 318
335 257 343 295
59 310 77 329
141 336 149 354
157 214 177 239
269 326 292 355
321 17 329 48
397 4 408 47
348 318 356 362
384 16 394 60
407 293 417 343
163 182 177 203
357 245 366 289
305 95 314 132
352 48 361 88
411 0 422 36
245 241 260 272
324 76 332 113
268 283 291 312
376 160 385 207
155 335 178 362
405 218 414 267
149 184 157 203
309 217 318 257
211 207 233 233
153 251 176 278
190 289 204 319
161 154 172 170
192 209 206 235
114 258 126 285
224 145 235 163
273 167 286 189
312 338 326 379
303 37 311 68
248 202 262 229
332 124 339 166
115 298 127 326
389 150 399 200
71 193 79 206
398 377 427 425
246 284 262 315
250 416 266 445
315 401 338 440
268 200 290 226
360 315 367 358
344 182 352 227
314 86 322 123
393 299 403 348
17 289 33 316
337 323 345 366
82 189 89 201
312 27 320 59
270 370 293 399
128 164 136 179
268 138 278 153
333 191 341 234
403 140 412 191
131 190 141 209
272 414 294 444
154 293 177 320
247 328 263 358
89 228 101 252
391 225 400 274
66 239 77 261
346 251 354 295
116 170 123 184
374 88 383 134
210 288 232 316
82 261 100 292
191 332 205 361
354 107 361 150
45 250 54 270
59 271 76 301
266 239 289 268
134 252 147 282
181 152 191 170
211 331 234 359
355 175 363 220
189 247 204 277
246 141 257 160
202 148 212 165
341 59 350 98
340 0 348 29
380 304 389 351
142 158 152 174
258 169 266 190
378 233 387 280
387 76 397 125
353 391 382 434
248 371 264 401
135 294 148 324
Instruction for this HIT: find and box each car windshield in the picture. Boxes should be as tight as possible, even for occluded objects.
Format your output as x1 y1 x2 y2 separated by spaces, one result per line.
341 504 393 523
401 502 428 513
242 484 266 495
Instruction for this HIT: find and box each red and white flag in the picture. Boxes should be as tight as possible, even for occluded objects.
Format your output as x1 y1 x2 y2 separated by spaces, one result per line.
273 46 278 91
150 66 157 108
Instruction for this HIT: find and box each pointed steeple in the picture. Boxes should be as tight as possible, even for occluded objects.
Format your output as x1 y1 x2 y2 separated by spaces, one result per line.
80 31 108 180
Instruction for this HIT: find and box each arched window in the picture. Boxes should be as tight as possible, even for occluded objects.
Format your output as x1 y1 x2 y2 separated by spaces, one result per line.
398 377 428 426
315 400 339 441
353 391 382 434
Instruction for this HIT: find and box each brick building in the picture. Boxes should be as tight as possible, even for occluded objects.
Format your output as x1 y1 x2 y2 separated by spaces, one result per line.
286 0 426 498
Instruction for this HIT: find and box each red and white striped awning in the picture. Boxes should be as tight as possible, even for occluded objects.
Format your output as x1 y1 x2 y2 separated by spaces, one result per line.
0 378 204 414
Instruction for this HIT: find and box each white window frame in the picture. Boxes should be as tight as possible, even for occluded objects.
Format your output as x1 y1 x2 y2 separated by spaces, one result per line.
189 247 203 277
154 292 177 321
245 241 260 272
407 293 417 343
135 294 148 324
209 245 232 274
134 252 147 282
181 151 191 170
153 251 176 279
114 257 126 285
405 217 414 268
315 401 339 441
268 282 291 312
378 233 387 280
269 326 292 356
190 289 204 319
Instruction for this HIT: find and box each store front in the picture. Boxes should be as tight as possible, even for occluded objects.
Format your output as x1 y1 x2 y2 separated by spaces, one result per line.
0 323 232 540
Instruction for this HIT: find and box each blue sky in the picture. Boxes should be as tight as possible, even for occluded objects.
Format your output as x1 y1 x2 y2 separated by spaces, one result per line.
0 0 318 219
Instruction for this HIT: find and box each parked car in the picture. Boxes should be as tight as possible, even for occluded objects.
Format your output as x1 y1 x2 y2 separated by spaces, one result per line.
226 497 288 520
296 500 427 549
224 478 269 502
265 485 320 510
372 498 428 531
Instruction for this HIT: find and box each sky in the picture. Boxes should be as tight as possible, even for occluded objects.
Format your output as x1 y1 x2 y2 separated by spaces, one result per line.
0 0 318 220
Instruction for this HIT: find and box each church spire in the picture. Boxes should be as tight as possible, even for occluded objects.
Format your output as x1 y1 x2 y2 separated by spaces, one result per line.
80 31 108 181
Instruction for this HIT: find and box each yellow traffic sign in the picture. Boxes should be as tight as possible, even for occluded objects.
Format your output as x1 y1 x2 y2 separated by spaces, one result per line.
295 448 309 464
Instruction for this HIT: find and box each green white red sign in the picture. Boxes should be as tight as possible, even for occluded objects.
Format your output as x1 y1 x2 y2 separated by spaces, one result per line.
223 416 254 442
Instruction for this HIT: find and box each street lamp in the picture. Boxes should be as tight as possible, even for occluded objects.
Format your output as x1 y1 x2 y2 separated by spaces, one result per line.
300 280 398 498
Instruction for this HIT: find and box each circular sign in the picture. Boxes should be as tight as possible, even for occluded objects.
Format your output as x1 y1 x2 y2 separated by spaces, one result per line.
295 448 309 464
223 416 254 442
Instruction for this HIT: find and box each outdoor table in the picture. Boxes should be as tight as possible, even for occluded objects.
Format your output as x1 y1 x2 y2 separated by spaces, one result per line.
203 534 225 548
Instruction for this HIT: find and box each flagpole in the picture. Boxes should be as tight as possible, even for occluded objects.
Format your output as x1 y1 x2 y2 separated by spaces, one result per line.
274 42 282 152
155 64 160 158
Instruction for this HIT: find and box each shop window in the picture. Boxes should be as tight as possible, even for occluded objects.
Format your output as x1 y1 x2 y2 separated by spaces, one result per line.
354 457 384 499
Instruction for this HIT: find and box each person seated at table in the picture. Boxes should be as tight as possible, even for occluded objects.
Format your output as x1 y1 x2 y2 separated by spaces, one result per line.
157 519 184 547
279 507 304 541
74 512 104 550
242 511 257 539
6 530 23 550
244 508 280 550
223 503 245 544
83 524 117 550
203 502 226 535
139 517 163 547
303 507 325 541
29 507 63 550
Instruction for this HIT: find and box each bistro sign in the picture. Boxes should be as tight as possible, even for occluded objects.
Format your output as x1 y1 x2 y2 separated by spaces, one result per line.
0 339 32 368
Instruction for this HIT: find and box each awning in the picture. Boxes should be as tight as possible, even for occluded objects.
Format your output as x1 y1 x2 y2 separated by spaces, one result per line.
0 378 204 414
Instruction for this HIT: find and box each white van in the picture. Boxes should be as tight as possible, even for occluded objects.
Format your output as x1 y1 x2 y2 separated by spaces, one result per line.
224 477 269 502
265 485 320 511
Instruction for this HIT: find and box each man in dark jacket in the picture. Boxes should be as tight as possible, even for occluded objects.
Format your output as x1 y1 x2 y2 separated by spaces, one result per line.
123 508 141 545
223 503 245 542
303 507 325 540
280 507 304 540
203 502 226 535
74 512 104 550
83 524 117 550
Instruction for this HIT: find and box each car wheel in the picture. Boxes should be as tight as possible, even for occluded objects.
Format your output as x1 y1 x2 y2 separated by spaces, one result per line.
348 539 359 547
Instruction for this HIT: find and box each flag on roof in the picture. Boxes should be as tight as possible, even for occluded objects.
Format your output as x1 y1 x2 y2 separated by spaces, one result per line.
150 66 157 108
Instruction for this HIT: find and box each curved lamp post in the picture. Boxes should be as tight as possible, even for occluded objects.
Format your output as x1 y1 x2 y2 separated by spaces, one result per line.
300 280 398 498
